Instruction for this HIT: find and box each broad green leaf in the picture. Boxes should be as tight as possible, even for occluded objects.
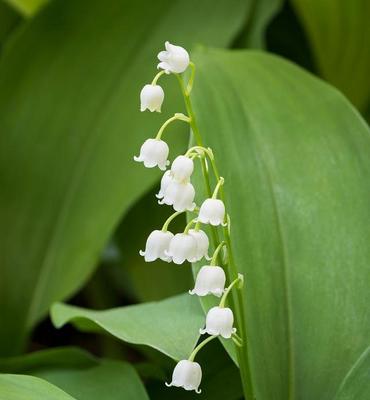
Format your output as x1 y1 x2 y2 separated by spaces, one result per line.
0 347 97 372
334 346 370 400
291 0 370 110
36 360 149 400
0 0 249 355
51 293 204 361
190 48 370 399
0 348 149 400
3 0 49 16
0 374 75 399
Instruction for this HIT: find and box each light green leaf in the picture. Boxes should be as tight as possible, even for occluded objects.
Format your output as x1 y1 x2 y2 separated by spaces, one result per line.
0 0 249 355
291 0 370 110
51 293 204 361
334 346 370 400
0 374 75 400
0 348 149 400
191 48 370 399
37 360 149 400
3 0 49 16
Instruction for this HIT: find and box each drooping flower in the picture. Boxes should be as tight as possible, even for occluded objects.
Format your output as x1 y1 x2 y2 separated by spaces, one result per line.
189 266 226 297
140 84 164 112
165 233 197 264
188 229 210 261
156 170 172 199
171 155 194 182
134 138 169 170
139 230 173 262
199 306 236 338
165 360 202 393
157 41 190 74
198 198 225 226
159 180 196 212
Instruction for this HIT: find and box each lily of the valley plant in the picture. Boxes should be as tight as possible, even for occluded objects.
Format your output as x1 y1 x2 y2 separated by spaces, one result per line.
135 41 252 396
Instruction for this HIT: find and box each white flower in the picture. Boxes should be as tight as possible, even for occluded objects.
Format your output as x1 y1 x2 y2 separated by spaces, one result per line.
156 170 172 199
157 41 190 74
140 84 164 112
134 138 169 170
198 199 225 226
159 180 196 212
165 360 202 393
165 233 197 264
171 155 194 182
188 229 210 261
139 230 173 262
189 266 226 297
199 306 236 338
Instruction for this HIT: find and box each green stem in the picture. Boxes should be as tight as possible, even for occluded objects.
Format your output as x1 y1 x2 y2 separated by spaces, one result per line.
219 274 243 308
155 113 190 140
210 241 226 266
176 74 255 400
161 211 184 232
212 177 224 199
151 70 166 85
188 335 217 362
184 218 197 234
186 61 196 94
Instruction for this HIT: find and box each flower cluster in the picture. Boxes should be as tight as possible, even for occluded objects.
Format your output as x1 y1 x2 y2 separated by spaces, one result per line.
134 41 244 394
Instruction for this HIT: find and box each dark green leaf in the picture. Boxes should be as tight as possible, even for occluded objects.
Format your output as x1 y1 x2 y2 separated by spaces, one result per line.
0 347 149 400
0 0 249 355
291 0 370 110
191 48 370 399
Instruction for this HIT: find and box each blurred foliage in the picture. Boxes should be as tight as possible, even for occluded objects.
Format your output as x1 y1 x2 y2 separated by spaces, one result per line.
0 0 369 398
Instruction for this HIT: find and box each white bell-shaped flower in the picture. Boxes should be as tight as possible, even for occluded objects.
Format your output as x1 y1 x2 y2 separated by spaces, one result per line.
198 199 225 226
139 230 173 262
157 41 190 74
189 266 226 297
156 170 172 199
188 229 210 261
140 84 164 112
171 155 194 182
159 180 196 212
165 233 197 264
199 306 236 338
165 360 202 393
134 138 169 170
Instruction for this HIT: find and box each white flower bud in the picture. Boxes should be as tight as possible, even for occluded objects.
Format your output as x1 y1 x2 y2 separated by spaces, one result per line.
140 84 164 112
171 155 194 182
159 180 196 212
156 170 172 199
199 306 236 338
198 199 225 226
189 266 226 297
157 41 190 74
165 233 197 264
188 229 210 261
134 138 169 171
139 230 173 262
165 360 202 393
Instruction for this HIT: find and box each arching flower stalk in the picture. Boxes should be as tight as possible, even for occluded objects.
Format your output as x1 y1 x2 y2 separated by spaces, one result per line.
134 41 254 398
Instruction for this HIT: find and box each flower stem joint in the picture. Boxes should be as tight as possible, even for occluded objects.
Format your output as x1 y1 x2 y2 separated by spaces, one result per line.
134 41 251 396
